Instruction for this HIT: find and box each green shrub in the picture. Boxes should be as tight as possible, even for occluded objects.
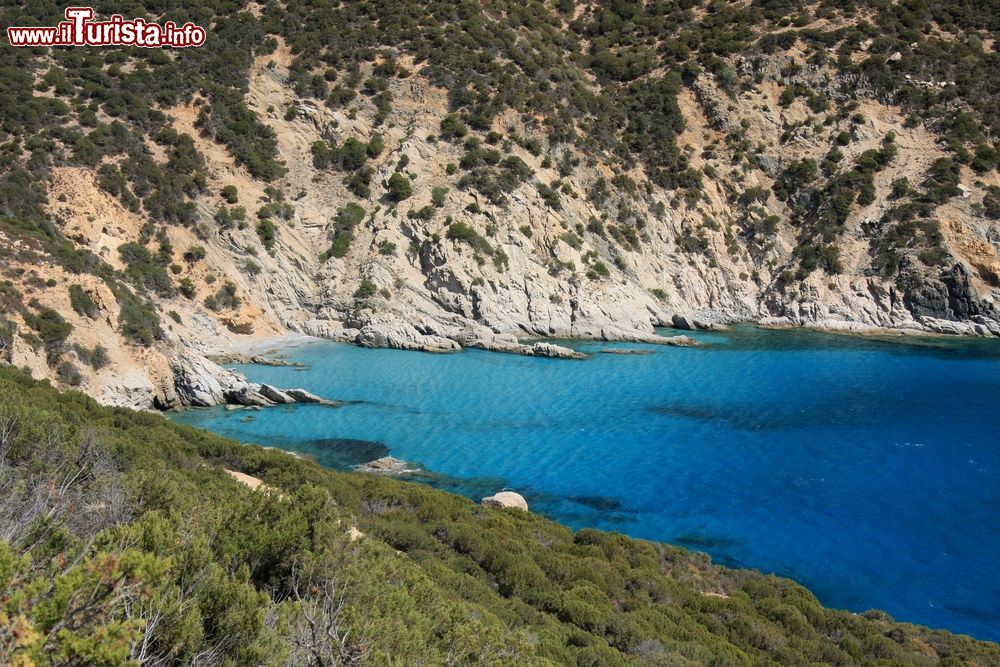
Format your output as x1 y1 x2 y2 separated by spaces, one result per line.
536 183 562 210
177 278 196 299
354 279 378 299
587 261 610 279
204 282 240 312
446 222 493 255
984 186 1000 219
387 172 412 202
68 284 98 319
73 343 110 370
677 230 709 255
115 290 161 347
215 206 247 230
922 158 961 204
257 201 294 221
257 219 277 251
344 167 373 198
118 243 175 297
24 301 73 354
560 232 582 250
440 114 468 140
183 245 207 263
367 133 385 158
326 203 365 259
55 360 82 386
312 140 334 169
316 137 373 172
431 186 449 207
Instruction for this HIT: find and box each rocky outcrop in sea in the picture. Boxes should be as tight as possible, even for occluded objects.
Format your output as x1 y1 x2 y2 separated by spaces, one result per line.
161 352 335 409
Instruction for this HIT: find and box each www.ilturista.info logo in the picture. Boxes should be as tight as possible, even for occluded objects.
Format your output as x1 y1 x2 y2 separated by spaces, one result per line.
7 7 206 48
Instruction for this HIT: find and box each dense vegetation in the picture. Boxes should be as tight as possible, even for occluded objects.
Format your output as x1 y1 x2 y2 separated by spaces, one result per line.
2 0 999 287
1 367 998 665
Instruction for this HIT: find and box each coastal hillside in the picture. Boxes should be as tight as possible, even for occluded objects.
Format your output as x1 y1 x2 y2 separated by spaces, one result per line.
2 1 1000 406
1 365 999 665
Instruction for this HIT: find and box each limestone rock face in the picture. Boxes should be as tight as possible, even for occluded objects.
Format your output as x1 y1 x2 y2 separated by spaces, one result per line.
482 491 529 512
167 351 334 408
671 314 725 332
355 315 461 353
169 353 230 407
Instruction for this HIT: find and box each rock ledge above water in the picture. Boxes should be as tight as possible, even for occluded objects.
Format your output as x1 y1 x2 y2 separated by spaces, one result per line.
164 352 336 409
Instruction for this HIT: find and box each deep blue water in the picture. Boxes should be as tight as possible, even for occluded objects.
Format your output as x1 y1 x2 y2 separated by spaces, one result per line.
171 327 1000 642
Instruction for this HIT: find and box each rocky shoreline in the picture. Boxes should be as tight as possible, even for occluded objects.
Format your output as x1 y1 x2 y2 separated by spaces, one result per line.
757 314 1000 338
157 312 997 413
205 353 305 367
159 352 337 410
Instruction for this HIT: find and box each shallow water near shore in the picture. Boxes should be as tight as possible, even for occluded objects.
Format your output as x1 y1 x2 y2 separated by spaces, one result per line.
171 326 1000 641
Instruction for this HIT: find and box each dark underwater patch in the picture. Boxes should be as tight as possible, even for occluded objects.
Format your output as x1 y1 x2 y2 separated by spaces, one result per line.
644 403 774 430
569 495 625 511
400 469 511 501
673 533 740 550
646 404 722 422
644 398 880 432
303 438 391 467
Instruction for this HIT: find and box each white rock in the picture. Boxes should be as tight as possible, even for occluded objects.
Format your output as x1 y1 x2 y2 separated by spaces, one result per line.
482 491 529 511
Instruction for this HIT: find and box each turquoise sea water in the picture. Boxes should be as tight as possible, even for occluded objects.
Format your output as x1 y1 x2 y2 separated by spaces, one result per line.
171 327 1000 641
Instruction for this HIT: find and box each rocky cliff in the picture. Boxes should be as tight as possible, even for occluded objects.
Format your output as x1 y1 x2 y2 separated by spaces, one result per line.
2 2 999 407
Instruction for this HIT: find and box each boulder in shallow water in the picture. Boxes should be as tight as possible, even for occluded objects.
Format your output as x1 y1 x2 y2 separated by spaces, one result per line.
284 388 338 405
482 491 528 511
168 352 337 408
356 456 410 474
258 384 295 404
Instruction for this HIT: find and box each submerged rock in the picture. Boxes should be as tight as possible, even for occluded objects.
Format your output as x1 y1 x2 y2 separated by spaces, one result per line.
671 314 726 332
206 353 303 367
309 439 390 467
482 491 529 512
569 495 624 511
458 332 587 359
529 342 587 359
355 456 412 474
590 328 697 346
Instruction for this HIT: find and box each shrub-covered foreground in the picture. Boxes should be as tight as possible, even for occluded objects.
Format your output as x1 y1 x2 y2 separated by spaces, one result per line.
0 367 997 666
